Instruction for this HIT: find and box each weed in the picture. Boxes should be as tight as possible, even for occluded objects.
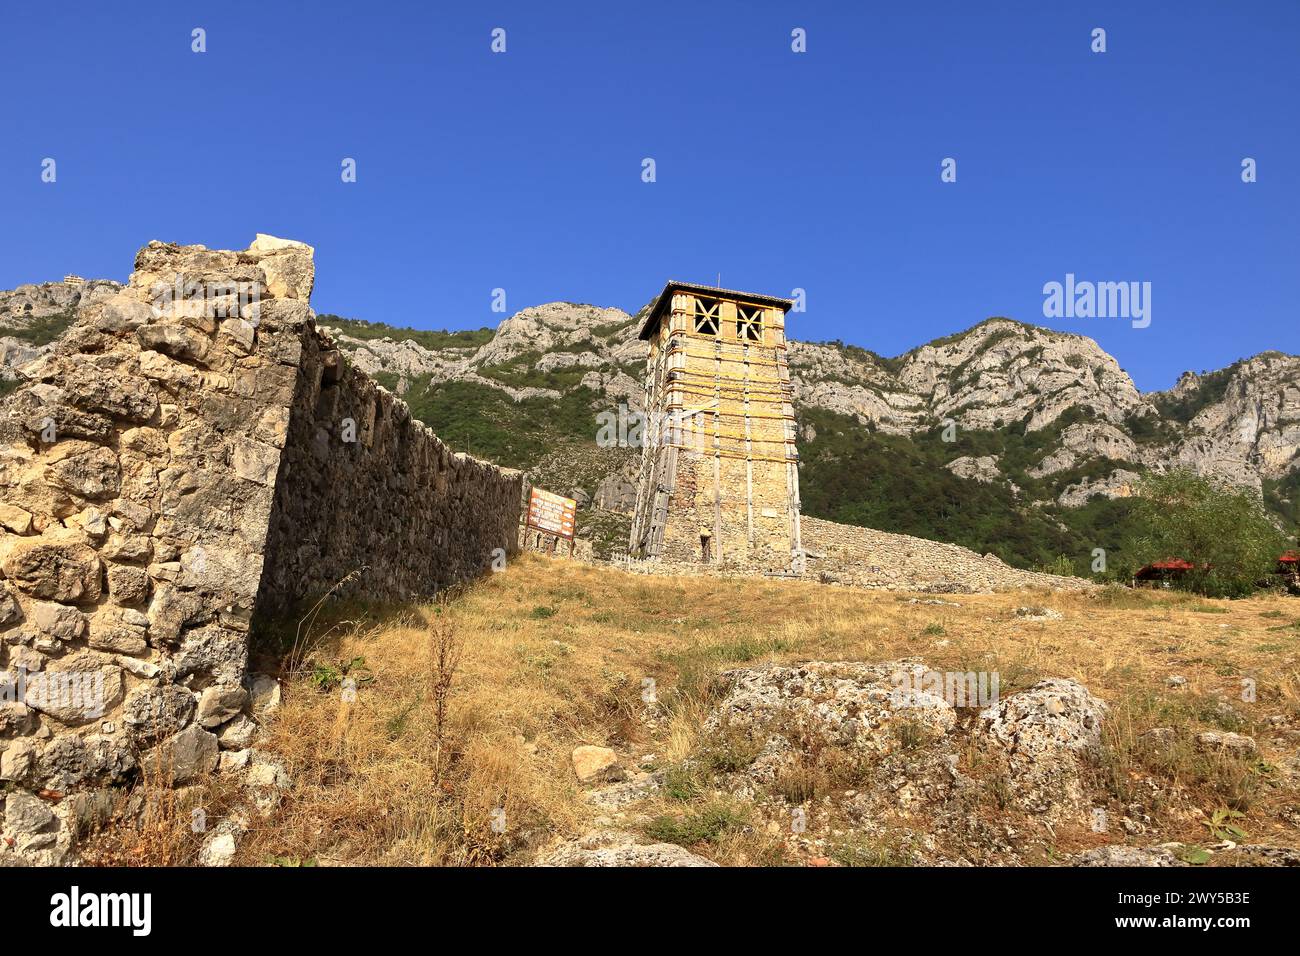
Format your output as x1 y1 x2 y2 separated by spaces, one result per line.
644 801 749 847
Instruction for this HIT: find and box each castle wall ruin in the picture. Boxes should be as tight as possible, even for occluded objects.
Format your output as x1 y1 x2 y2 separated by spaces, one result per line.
0 236 521 862
257 322 522 613
799 515 1092 592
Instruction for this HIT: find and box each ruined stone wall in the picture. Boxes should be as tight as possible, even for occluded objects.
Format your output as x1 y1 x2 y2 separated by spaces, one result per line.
799 515 1092 593
256 326 522 613
614 516 1093 592
0 236 522 863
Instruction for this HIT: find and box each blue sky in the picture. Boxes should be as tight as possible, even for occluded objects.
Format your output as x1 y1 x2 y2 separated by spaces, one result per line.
2 0 1296 390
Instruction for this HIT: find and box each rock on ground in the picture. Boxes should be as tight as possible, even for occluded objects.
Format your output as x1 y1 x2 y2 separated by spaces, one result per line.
1073 845 1187 867
571 745 622 784
540 830 718 867
695 661 1113 861
978 678 1107 818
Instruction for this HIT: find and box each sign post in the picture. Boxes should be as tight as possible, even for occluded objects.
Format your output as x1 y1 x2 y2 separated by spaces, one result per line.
525 487 578 556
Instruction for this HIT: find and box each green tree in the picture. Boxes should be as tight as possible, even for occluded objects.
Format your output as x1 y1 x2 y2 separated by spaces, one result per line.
1125 471 1289 597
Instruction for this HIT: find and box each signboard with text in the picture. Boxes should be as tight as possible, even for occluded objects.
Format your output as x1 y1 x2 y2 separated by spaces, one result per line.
525 487 577 541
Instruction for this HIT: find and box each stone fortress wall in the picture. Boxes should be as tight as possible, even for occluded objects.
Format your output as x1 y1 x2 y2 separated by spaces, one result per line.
258 320 523 613
0 236 521 862
614 515 1091 593
798 516 1092 592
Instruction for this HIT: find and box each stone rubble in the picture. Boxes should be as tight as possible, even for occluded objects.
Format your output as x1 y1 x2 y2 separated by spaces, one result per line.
539 829 718 867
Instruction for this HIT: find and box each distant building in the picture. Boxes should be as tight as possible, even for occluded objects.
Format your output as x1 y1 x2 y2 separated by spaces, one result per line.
1133 558 1194 586
628 281 802 570
63 274 85 286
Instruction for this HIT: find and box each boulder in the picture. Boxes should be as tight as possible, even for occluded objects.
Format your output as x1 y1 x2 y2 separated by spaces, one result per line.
219 318 256 355
87 608 149 655
106 563 151 606
3 790 58 850
217 749 252 773
216 713 258 750
1074 845 1187 867
0 591 21 627
44 441 122 501
122 684 196 745
102 533 152 563
168 626 248 686
585 772 664 810
248 674 281 716
571 745 622 784
26 600 87 642
24 655 123 726
232 437 280 485
135 324 211 363
978 678 1106 817
95 293 153 332
253 238 315 301
0 741 37 782
1014 606 1063 621
0 701 37 736
246 752 290 791
0 504 33 534
146 585 202 645
36 734 135 790
707 660 958 774
59 363 159 423
249 233 313 255
1196 731 1257 756
540 831 718 867
198 828 239 867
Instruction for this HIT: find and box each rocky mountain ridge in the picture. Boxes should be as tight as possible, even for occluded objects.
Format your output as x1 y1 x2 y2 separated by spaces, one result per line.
311 300 1298 503
4 279 1297 564
0 280 123 392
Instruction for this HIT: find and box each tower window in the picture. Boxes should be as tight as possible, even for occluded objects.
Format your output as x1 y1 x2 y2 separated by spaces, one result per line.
693 297 720 335
737 304 763 342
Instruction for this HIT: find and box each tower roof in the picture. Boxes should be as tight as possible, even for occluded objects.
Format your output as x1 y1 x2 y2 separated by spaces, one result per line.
637 280 794 341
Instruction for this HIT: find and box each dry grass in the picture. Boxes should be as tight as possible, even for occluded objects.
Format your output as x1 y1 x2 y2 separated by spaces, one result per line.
80 749 241 866
227 553 1299 865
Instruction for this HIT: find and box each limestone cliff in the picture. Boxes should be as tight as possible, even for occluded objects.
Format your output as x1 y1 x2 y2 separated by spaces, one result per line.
296 311 1299 512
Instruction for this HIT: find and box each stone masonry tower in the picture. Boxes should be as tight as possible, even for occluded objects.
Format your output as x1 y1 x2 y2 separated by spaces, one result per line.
628 281 802 569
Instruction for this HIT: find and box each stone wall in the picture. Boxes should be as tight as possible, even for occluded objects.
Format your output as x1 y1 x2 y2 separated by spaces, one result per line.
800 515 1091 593
256 325 522 613
0 236 522 863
